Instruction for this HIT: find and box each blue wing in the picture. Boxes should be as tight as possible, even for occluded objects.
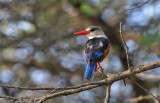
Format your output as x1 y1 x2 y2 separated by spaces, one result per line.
85 52 103 62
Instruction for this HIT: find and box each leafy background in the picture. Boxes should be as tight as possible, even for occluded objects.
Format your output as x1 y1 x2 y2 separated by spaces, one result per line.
0 0 160 103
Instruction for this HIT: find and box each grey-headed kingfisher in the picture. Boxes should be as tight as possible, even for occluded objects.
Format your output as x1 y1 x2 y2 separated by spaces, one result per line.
74 26 110 79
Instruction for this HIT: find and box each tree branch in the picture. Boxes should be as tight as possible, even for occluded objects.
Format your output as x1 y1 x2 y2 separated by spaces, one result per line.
0 95 19 101
136 73 160 80
0 95 30 102
104 84 111 103
119 22 159 102
0 60 159 103
120 22 131 70
128 77 159 102
120 0 151 12
130 94 160 103
35 60 160 103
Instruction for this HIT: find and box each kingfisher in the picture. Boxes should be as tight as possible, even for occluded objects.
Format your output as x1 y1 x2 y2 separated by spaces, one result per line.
74 26 110 79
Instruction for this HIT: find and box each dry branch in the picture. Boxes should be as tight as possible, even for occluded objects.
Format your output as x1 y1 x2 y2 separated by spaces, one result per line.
35 60 160 103
136 73 160 80
129 77 159 102
119 22 131 70
0 95 19 101
119 22 159 102
104 84 111 103
130 94 160 103
0 60 159 102
0 95 30 102
120 0 151 12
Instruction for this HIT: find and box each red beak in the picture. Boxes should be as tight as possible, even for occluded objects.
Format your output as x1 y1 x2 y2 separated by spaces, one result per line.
74 31 90 35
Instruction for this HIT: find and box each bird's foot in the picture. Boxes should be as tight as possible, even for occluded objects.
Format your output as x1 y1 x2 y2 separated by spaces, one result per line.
97 63 102 69
97 65 102 69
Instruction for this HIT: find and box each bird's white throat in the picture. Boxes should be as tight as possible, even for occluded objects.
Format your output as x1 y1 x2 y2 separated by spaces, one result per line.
86 33 107 39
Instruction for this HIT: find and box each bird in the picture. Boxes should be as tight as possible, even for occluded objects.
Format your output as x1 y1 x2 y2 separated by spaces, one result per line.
74 26 110 79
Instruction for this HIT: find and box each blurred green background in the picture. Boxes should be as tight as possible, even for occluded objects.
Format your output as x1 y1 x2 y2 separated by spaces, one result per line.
0 0 160 103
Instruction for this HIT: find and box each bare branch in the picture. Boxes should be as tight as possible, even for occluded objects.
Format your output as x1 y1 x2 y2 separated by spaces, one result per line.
37 88 58 103
120 0 151 12
119 22 159 102
130 94 160 103
0 95 19 101
0 60 160 103
104 84 111 103
0 84 63 91
119 22 131 70
98 67 108 78
0 68 107 91
0 82 100 91
35 60 160 103
136 73 160 80
0 95 30 102
129 77 160 102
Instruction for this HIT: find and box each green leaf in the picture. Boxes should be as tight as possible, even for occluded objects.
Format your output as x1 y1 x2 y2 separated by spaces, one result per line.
42 0 58 3
80 3 95 17
69 0 80 5
137 33 160 46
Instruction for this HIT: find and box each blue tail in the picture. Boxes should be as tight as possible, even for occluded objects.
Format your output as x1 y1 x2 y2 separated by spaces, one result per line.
84 63 97 79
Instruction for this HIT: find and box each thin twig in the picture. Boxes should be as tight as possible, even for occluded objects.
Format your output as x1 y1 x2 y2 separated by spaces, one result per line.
104 84 111 103
119 22 131 71
0 95 30 102
0 95 19 101
130 94 160 103
120 0 151 12
128 77 160 102
136 73 160 80
98 67 108 78
37 87 58 103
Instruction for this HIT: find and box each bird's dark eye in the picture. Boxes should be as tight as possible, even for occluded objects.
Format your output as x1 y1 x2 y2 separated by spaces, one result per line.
90 28 96 32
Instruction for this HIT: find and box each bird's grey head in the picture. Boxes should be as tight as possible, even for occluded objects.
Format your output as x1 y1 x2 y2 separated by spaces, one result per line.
85 26 107 39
